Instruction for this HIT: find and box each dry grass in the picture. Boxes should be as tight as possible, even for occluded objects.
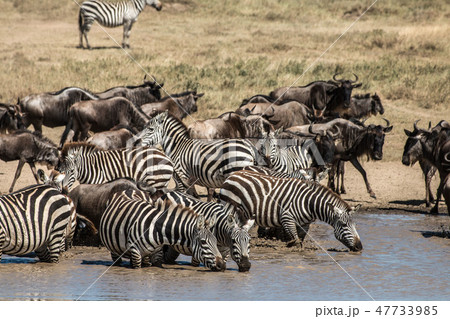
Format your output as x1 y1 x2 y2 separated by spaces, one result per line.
0 0 448 163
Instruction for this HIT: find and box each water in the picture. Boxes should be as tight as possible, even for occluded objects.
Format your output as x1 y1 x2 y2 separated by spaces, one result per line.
0 210 448 301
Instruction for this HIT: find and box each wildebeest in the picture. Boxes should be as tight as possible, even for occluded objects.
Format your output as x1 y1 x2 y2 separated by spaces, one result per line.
16 87 99 132
0 103 22 134
303 118 392 198
239 94 280 107
141 91 203 120
343 93 384 119
188 112 276 141
86 125 137 150
0 130 59 193
269 73 362 118
443 174 450 215
403 120 450 213
59 96 149 147
96 78 163 106
401 120 450 207
236 100 312 129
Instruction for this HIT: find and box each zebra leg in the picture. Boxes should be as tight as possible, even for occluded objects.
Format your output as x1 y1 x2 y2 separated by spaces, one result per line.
129 246 142 269
9 159 26 193
141 255 151 267
191 257 200 267
296 224 310 249
110 252 122 266
35 245 51 263
163 246 180 265
280 213 301 247
122 21 133 49
150 247 164 267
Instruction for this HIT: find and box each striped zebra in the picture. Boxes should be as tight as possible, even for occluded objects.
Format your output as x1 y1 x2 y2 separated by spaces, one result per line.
56 142 174 191
0 184 76 263
100 192 226 270
138 111 263 197
261 129 313 178
78 0 162 49
161 191 253 272
219 170 363 251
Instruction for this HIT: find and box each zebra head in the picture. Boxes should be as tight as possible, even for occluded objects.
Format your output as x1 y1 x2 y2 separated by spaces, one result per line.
147 0 162 11
140 110 168 147
56 147 81 191
331 204 363 252
226 209 253 272
192 214 226 272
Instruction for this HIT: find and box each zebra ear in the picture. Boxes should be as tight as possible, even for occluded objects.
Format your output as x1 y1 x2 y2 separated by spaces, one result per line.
274 128 283 136
227 213 236 228
37 169 49 184
54 173 66 185
242 219 255 231
351 204 362 213
208 214 217 230
196 214 206 230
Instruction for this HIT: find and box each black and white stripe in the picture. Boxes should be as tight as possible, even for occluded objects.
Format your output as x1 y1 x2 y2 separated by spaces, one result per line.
261 130 313 177
57 143 174 191
78 0 162 49
161 191 253 272
138 111 261 192
219 170 363 251
0 185 76 263
99 191 225 270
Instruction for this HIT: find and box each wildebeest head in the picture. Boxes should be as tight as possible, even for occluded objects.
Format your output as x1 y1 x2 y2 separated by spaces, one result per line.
0 103 21 133
371 93 384 115
31 132 60 168
147 0 162 11
365 119 393 161
331 73 362 107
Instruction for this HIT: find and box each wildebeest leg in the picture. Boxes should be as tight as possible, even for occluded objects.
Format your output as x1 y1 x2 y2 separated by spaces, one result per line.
350 158 376 199
110 252 122 266
339 161 346 194
28 162 40 184
430 174 445 215
327 162 337 192
9 159 26 193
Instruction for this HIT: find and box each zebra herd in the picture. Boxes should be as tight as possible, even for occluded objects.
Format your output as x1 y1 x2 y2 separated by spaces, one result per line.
2 71 447 273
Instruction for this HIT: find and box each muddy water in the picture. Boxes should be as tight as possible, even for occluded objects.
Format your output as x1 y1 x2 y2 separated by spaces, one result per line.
0 209 448 301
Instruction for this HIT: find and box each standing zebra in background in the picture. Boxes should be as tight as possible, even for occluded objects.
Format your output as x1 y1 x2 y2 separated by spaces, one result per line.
138 111 264 200
78 0 163 49
219 170 363 251
0 184 76 263
56 142 174 191
100 192 226 270
260 129 314 179
160 191 253 272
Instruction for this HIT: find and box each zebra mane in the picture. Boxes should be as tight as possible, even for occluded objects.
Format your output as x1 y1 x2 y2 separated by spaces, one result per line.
61 142 105 157
154 198 199 218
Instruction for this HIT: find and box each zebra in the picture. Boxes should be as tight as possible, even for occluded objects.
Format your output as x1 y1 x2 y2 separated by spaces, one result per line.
99 191 226 270
137 110 264 199
78 0 163 49
56 142 174 191
219 169 363 251
261 129 313 178
0 184 76 263
160 190 253 272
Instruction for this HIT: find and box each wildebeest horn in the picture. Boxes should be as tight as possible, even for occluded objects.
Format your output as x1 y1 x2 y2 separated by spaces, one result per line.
250 105 256 113
350 73 359 84
333 73 343 82
308 124 325 136
413 119 420 132
383 118 390 127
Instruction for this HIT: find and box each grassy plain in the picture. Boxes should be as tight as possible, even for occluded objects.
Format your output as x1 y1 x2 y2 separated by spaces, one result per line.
0 0 448 164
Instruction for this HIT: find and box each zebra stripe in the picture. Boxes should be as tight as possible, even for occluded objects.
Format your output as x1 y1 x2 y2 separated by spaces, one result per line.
161 191 252 272
219 170 363 251
79 0 162 48
99 192 225 270
57 143 174 191
262 130 312 175
138 111 261 191
0 185 76 263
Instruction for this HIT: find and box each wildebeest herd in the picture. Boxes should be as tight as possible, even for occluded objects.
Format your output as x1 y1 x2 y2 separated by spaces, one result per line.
0 73 449 272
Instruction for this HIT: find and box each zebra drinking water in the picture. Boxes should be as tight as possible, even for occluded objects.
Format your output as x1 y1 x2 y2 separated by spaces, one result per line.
219 169 363 251
138 111 263 199
100 191 226 270
0 184 76 263
56 142 174 191
78 0 162 49
160 190 253 272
